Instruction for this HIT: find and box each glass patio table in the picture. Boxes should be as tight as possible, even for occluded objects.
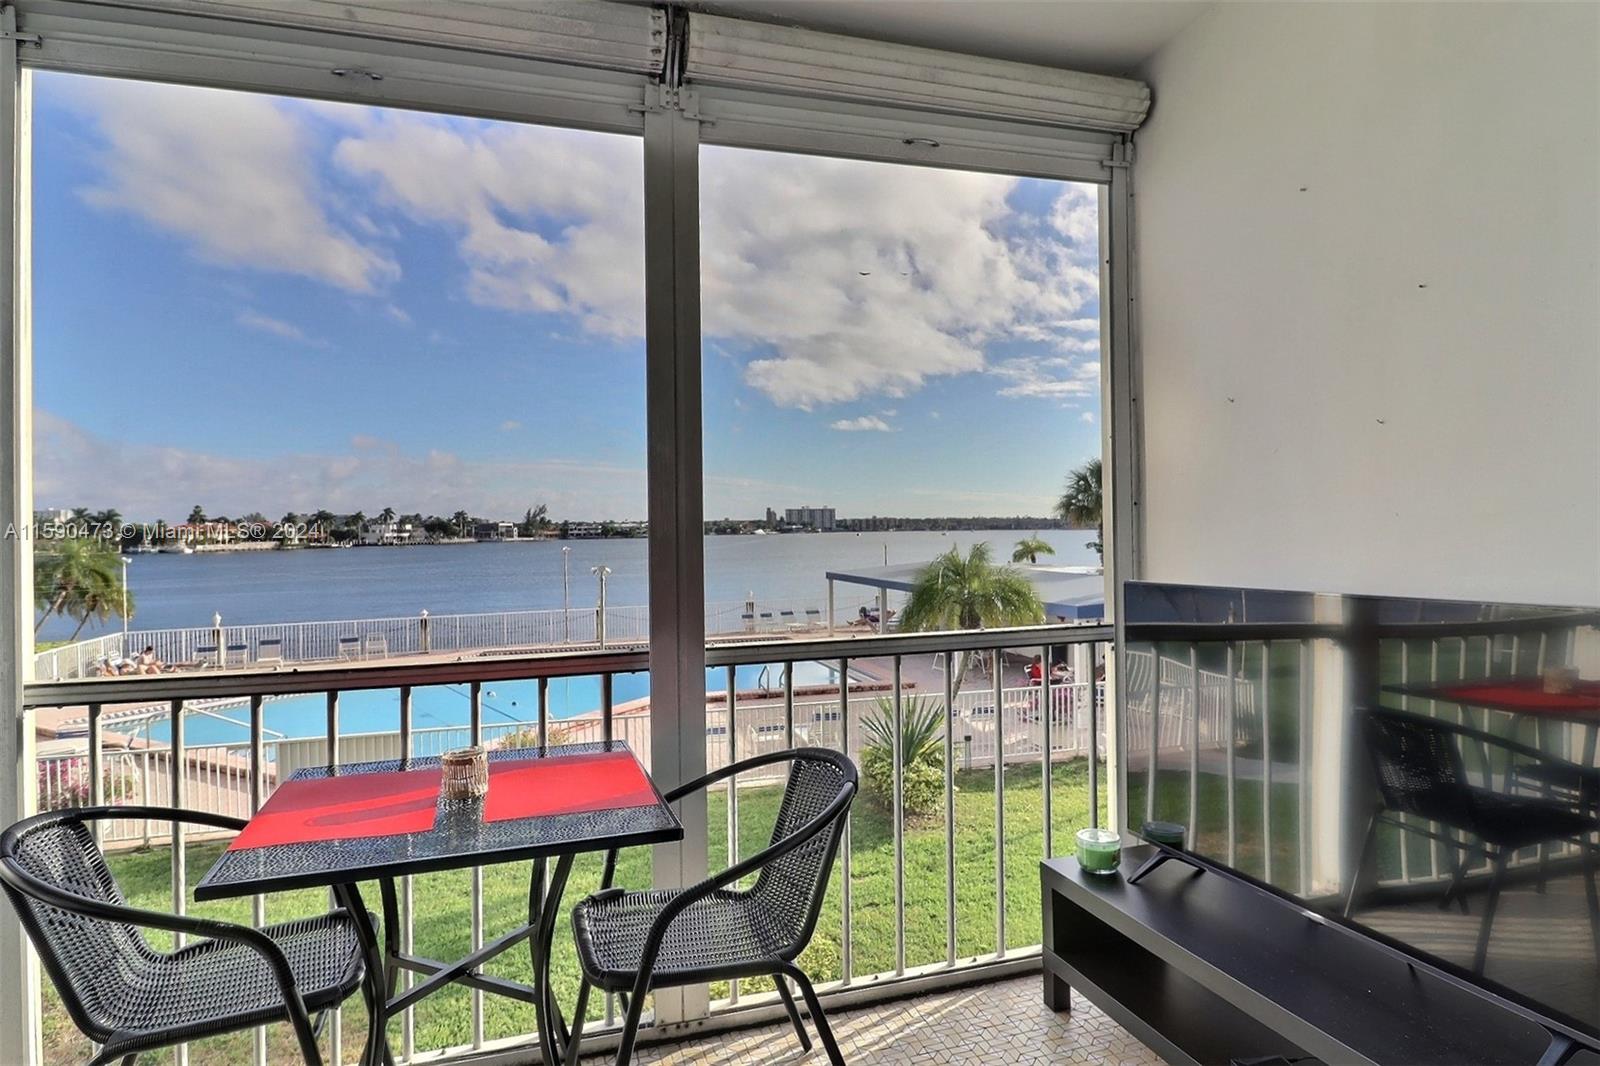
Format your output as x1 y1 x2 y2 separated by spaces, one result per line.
195 741 682 1066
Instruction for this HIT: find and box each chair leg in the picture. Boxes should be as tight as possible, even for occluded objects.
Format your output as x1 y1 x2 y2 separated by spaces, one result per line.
1440 842 1471 914
1473 850 1511 975
783 967 845 1066
562 981 591 1066
614 972 651 1066
772 974 813 1053
1343 812 1381 919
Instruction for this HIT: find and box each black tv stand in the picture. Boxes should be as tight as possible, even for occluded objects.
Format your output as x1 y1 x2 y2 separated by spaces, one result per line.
1125 846 1206 885
1042 845 1598 1066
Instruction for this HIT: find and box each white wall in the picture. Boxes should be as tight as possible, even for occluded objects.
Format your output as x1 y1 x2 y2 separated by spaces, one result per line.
1132 2 1600 606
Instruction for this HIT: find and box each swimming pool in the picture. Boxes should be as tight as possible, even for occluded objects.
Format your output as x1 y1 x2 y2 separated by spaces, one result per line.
139 661 844 747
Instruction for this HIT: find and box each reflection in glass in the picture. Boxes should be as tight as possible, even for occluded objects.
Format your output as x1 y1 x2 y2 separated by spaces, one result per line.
1123 581 1600 1036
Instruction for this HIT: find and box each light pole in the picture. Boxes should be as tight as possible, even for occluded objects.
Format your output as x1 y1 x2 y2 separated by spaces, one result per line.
592 565 611 649
562 546 572 643
120 555 130 637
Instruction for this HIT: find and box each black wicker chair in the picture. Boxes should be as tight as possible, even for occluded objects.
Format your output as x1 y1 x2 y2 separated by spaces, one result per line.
1345 709 1600 974
570 747 857 1066
0 806 366 1066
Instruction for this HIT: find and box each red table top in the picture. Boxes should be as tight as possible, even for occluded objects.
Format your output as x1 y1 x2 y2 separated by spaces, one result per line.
1414 679 1600 715
230 749 660 851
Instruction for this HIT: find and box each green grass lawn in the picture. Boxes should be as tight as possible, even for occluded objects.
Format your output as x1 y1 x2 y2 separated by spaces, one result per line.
42 758 1107 1064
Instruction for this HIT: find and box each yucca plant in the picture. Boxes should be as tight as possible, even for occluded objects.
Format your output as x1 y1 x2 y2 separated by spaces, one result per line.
862 694 943 766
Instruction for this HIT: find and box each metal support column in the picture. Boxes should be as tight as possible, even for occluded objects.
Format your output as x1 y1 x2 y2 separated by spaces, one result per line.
642 70 708 1027
0 16 37 1059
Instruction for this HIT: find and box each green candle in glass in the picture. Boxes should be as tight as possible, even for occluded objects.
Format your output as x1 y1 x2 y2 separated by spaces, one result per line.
1076 828 1122 875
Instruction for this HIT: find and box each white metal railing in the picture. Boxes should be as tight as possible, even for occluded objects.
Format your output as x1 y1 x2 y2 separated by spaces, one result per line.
23 624 1111 1064
36 681 1107 842
33 598 882 680
31 631 126 682
1120 647 1256 757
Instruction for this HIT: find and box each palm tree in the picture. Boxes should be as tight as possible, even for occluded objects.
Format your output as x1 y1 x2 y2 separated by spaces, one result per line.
1056 458 1103 558
899 543 1043 691
34 537 131 637
188 505 207 525
379 507 396 525
452 510 472 538
1011 536 1055 564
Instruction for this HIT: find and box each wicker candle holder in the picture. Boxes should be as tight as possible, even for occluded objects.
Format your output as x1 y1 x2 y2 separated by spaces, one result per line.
441 746 489 800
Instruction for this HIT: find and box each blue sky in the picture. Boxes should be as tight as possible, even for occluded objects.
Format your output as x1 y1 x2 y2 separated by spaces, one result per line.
32 73 1101 523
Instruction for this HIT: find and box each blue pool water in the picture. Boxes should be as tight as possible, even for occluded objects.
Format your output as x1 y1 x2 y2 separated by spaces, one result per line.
141 661 841 747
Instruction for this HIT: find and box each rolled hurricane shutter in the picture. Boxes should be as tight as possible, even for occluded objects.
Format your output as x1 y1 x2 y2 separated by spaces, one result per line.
69 0 669 76
684 12 1150 134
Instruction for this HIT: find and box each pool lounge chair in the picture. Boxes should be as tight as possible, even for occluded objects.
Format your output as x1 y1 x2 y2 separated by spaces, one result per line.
257 638 284 666
336 635 361 661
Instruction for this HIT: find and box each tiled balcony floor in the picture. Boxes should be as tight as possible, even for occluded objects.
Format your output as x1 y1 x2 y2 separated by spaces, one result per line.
582 976 1163 1065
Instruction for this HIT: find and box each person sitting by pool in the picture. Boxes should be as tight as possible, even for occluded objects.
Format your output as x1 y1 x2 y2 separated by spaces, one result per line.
1027 655 1044 685
135 645 164 674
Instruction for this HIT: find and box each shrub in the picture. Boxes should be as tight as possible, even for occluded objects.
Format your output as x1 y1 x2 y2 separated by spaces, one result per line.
860 694 950 819
861 742 945 820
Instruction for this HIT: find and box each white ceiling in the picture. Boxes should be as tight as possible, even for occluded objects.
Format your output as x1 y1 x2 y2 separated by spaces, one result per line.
677 0 1213 78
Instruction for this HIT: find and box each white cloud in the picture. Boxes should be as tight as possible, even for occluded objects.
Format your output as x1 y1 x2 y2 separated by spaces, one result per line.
702 151 1099 408
237 310 321 346
499 420 522 432
1050 184 1100 249
829 416 894 433
65 81 1101 414
64 78 397 292
327 116 1102 408
34 411 648 521
990 356 1100 400
1080 411 1096 424
332 115 645 336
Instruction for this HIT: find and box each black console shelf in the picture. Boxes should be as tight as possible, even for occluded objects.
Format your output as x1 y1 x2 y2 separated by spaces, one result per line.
1042 845 1574 1066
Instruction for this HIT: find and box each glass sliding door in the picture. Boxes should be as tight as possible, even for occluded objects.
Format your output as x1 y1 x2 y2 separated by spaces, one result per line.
698 142 1108 993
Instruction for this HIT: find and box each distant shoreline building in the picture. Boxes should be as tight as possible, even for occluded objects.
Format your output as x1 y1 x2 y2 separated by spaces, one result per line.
784 506 836 532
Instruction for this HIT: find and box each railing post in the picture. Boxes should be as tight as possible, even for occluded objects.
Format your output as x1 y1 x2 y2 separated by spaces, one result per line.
944 650 956 966
419 609 429 654
993 648 1006 958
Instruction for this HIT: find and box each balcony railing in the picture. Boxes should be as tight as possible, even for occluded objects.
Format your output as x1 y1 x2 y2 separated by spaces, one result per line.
22 623 1112 1064
33 599 874 680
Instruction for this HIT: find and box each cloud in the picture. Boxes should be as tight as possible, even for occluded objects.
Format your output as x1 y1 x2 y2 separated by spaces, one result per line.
1051 184 1100 248
33 411 648 521
64 82 1101 414
1080 411 1097 424
327 115 1102 408
499 420 522 432
236 310 322 346
829 416 893 433
702 150 1100 408
64 78 397 292
990 356 1100 400
332 115 645 336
